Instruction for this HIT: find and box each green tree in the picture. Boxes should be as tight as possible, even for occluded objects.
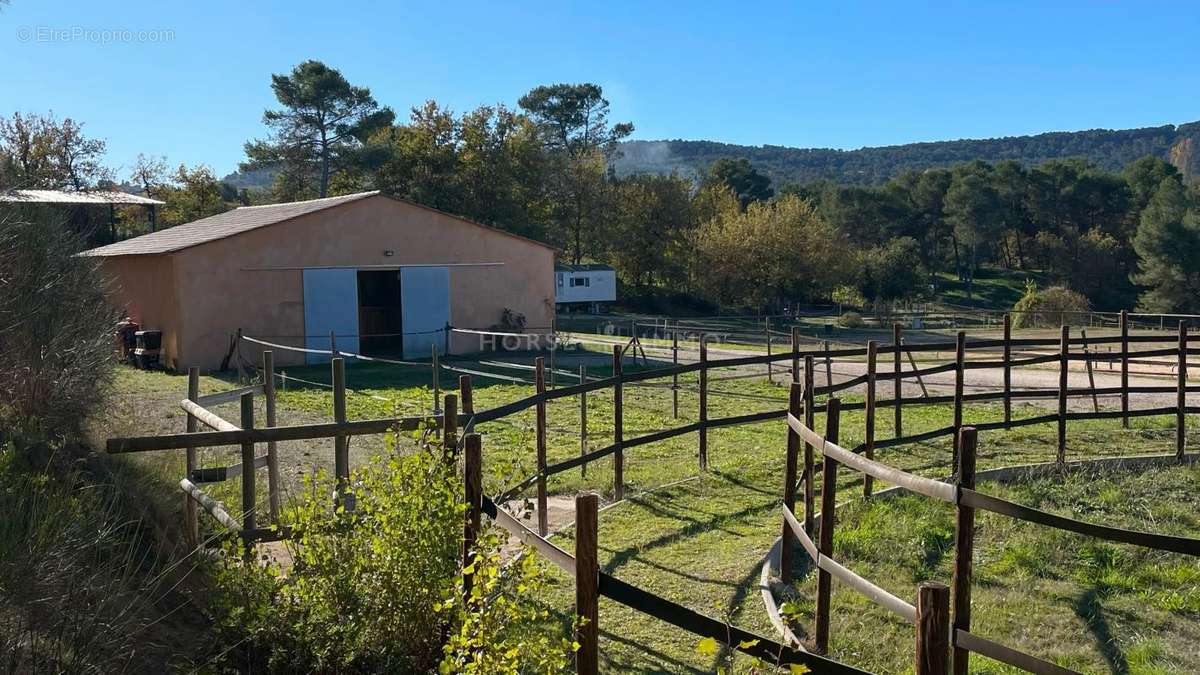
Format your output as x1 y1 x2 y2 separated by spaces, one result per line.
0 112 109 190
243 60 394 199
692 194 845 308
945 167 1003 294
157 164 234 227
518 83 633 263
703 158 773 208
1124 155 1182 213
1131 178 1200 312
608 173 694 287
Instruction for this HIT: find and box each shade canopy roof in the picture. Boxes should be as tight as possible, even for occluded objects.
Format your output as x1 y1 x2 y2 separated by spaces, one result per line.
0 189 165 206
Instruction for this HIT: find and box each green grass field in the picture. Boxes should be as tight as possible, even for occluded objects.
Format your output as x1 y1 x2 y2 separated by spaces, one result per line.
108 348 1200 674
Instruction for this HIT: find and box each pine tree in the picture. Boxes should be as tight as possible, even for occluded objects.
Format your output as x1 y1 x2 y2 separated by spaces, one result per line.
1131 178 1200 311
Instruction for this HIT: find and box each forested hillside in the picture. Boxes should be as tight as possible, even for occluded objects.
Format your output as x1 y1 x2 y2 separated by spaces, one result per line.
614 122 1200 186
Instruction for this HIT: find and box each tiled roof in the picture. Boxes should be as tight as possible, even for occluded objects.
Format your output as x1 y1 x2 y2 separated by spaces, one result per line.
1 189 165 206
82 191 379 256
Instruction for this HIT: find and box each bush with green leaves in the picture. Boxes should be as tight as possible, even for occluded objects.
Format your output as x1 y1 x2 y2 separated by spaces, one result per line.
215 434 572 674
1010 281 1089 329
837 311 865 328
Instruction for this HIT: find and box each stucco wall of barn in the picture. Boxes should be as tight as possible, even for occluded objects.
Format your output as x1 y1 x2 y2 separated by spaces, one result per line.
97 254 184 369
163 195 555 370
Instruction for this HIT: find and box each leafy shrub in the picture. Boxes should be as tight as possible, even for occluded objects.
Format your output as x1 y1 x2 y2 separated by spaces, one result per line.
1010 281 1089 329
217 436 571 673
837 311 865 328
0 206 118 442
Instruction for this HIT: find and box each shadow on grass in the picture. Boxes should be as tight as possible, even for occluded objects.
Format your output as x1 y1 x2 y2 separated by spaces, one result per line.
1074 588 1129 675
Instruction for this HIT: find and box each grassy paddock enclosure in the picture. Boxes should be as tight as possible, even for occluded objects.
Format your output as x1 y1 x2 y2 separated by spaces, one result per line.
104 317 1200 674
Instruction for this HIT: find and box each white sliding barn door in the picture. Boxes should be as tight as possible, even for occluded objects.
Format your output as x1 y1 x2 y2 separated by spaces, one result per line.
302 268 360 364
400 266 450 359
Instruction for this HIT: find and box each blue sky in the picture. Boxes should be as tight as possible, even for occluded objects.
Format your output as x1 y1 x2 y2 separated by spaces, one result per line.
2 1 1197 178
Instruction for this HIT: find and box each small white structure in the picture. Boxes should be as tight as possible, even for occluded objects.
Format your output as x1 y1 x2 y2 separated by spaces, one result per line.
555 264 616 309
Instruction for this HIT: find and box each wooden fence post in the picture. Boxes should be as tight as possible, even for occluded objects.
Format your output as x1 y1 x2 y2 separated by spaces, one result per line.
185 367 199 547
263 351 281 524
432 344 441 417
443 393 458 459
1178 320 1187 460
332 357 350 507
575 492 600 675
823 340 833 389
803 354 816 535
535 357 548 536
549 316 557 389
329 329 337 359
580 365 589 477
672 329 680 418
613 346 624 501
459 374 473 424
699 338 708 471
1120 309 1129 428
239 392 256 546
1058 325 1069 464
781 381 802 584
894 323 903 438
791 326 801 385
1002 314 1012 425
815 397 841 654
953 332 965 471
951 427 977 675
916 581 951 675
462 433 482 601
1081 329 1099 413
864 340 877 498
765 318 774 384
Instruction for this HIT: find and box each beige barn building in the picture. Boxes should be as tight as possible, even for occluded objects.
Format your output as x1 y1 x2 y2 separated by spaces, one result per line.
85 191 556 371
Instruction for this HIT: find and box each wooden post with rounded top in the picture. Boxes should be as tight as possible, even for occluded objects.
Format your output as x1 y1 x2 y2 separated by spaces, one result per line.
803 354 816 535
1178 320 1187 460
916 581 951 675
814 397 841 654
185 367 200 547
864 340 877 497
1002 314 1012 424
1058 325 1069 463
951 427 977 675
893 323 903 437
781 381 802 584
263 351 281 524
575 492 600 675
1120 310 1129 428
699 338 708 470
462 434 482 602
535 357 548 536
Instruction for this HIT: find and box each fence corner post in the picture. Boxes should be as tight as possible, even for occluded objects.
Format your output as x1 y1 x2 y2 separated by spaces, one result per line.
951 427 977 675
916 581 951 675
575 492 600 675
